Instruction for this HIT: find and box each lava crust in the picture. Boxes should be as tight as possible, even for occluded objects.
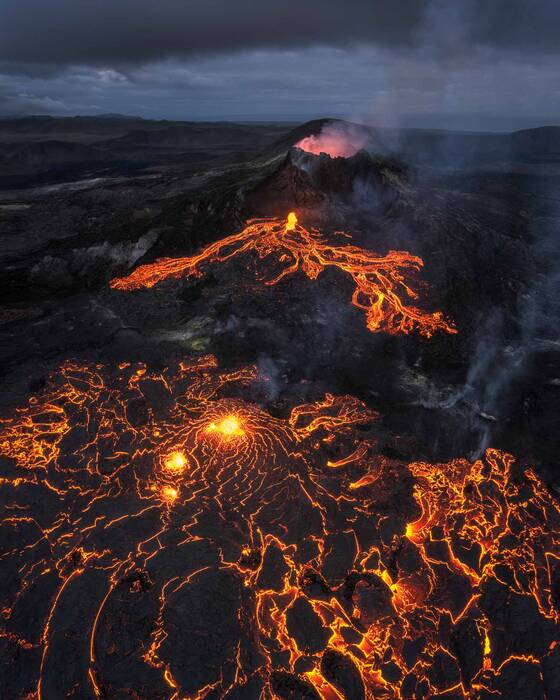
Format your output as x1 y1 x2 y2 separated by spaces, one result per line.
0 355 558 699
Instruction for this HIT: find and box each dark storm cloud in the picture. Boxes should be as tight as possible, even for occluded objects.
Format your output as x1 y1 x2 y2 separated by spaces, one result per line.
0 1 558 128
470 0 560 53
0 0 426 65
0 0 558 68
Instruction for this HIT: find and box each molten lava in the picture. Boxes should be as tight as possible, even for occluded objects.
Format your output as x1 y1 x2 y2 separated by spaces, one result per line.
161 485 178 502
163 451 187 473
285 210 298 232
206 414 244 438
0 356 558 699
110 213 456 338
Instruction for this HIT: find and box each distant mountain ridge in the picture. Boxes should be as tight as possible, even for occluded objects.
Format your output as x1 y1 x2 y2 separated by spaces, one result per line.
0 118 293 178
108 124 269 149
511 126 560 158
1 116 559 179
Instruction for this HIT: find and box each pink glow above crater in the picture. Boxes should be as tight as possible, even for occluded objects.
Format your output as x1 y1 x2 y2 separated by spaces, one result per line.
296 123 369 157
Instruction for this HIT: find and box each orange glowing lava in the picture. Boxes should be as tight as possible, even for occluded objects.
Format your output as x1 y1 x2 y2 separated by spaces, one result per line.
0 357 558 699
110 214 456 338
285 211 298 232
206 414 244 438
163 451 187 473
161 485 178 501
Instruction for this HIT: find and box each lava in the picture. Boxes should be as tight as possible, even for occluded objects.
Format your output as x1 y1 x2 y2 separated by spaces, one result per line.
110 213 456 338
163 451 187 473
0 356 558 699
285 211 298 232
161 485 178 502
206 414 245 438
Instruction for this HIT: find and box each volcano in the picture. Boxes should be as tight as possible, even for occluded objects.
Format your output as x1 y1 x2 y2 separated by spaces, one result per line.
0 117 559 700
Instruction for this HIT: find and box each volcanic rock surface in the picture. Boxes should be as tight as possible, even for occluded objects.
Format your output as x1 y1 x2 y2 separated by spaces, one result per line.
0 117 559 699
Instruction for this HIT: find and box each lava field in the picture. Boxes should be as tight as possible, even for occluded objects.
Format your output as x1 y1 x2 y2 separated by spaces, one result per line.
1 207 559 699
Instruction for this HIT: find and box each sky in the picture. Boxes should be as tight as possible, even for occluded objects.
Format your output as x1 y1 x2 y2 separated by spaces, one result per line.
0 0 558 130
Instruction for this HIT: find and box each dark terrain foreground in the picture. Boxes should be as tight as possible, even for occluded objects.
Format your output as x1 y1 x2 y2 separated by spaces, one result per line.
0 117 559 699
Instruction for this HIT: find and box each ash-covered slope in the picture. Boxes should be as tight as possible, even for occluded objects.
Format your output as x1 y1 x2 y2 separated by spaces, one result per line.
245 148 409 216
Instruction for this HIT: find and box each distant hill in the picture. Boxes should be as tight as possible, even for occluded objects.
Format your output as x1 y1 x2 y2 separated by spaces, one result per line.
0 115 291 145
0 115 159 144
511 126 560 159
107 124 270 149
0 118 293 177
94 113 145 120
1 115 559 178
0 140 107 175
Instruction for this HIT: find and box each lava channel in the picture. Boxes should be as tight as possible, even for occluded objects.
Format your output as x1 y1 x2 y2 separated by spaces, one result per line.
110 213 457 338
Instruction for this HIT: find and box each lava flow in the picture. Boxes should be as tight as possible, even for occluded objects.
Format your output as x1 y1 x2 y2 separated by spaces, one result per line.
110 213 456 338
1 356 558 699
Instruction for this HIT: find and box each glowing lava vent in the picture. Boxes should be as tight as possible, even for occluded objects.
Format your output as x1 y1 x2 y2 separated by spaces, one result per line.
206 414 245 438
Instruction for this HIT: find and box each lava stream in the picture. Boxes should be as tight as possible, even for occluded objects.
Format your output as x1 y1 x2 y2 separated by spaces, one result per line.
110 213 456 338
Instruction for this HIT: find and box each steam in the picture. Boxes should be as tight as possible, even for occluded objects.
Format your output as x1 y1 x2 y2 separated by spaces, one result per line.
463 211 560 460
257 355 283 401
296 122 371 158
29 229 159 290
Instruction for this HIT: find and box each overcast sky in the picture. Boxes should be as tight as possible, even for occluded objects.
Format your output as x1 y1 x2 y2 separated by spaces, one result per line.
0 0 558 130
